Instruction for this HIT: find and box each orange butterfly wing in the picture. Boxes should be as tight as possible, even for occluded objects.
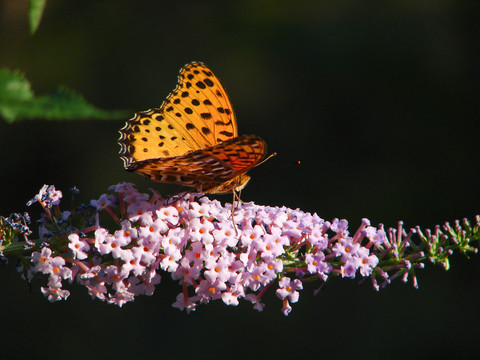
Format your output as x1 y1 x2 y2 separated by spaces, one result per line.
127 135 266 193
118 62 266 193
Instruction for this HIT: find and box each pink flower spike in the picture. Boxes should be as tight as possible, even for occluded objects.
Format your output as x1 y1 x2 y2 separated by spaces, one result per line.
28 182 454 314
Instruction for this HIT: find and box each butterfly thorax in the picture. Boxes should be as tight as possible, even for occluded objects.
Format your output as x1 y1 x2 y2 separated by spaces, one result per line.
203 174 251 194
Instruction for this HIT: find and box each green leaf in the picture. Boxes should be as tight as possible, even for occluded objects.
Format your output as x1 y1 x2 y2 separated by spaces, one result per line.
29 0 47 34
0 69 127 123
0 69 33 102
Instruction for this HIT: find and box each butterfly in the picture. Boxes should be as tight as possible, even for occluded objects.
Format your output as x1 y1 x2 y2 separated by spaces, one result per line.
118 62 267 195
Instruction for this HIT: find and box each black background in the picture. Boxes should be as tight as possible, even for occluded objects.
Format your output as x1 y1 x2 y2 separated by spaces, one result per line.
1 1 479 359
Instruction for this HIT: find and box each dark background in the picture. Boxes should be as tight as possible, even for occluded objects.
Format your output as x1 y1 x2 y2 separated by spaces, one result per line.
1 1 479 359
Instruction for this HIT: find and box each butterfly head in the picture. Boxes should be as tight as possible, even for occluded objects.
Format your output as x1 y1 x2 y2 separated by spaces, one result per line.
204 174 251 194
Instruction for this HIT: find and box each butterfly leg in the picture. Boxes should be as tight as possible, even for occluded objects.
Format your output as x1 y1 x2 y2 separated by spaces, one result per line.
230 190 239 236
235 188 244 204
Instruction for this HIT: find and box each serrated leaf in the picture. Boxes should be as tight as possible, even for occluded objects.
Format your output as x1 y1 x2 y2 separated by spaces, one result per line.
29 0 47 34
0 69 127 123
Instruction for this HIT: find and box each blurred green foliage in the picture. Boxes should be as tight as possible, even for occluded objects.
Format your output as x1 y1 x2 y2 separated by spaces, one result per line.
0 69 126 122
29 0 46 34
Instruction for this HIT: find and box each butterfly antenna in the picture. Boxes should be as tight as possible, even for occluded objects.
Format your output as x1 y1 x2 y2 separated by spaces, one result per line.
255 152 277 168
268 159 301 171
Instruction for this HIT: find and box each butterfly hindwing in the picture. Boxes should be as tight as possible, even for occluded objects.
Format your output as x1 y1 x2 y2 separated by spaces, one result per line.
130 135 266 192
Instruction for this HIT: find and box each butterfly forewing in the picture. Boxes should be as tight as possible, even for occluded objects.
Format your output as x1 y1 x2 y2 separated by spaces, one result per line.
119 62 237 166
173 63 238 144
